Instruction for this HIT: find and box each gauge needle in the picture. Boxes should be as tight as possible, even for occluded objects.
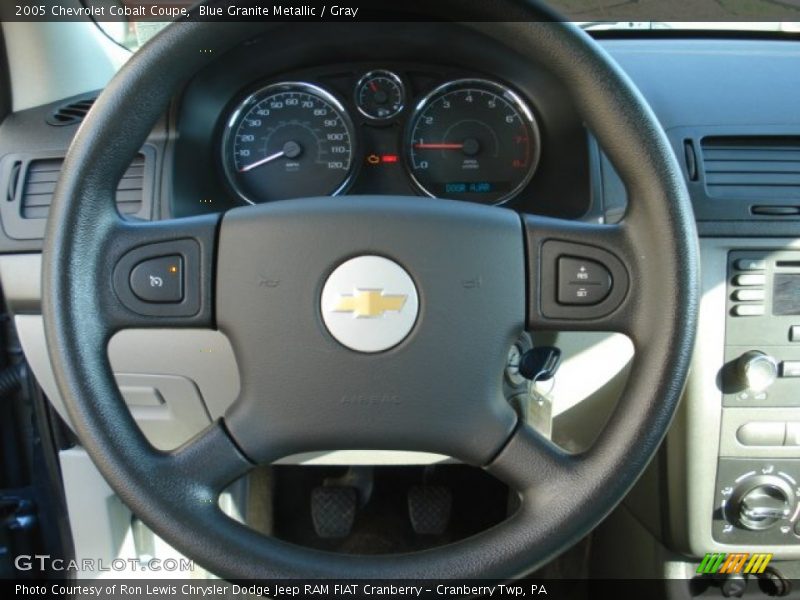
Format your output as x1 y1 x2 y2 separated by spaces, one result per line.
414 138 480 156
239 141 302 173
239 150 285 173
413 143 464 149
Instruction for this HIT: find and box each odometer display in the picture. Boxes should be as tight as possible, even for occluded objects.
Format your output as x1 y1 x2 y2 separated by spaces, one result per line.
223 82 355 204
406 80 540 205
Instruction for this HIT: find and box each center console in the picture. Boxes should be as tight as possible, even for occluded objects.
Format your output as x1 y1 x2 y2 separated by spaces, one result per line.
675 240 800 559
710 251 800 546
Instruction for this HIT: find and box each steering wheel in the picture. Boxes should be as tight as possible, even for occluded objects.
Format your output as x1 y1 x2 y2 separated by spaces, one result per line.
42 3 699 580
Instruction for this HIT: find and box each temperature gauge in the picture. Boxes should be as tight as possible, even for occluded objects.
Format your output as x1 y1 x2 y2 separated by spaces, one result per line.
355 70 405 121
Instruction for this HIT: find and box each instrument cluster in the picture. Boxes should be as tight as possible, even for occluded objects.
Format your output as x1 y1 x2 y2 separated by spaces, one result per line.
220 68 542 206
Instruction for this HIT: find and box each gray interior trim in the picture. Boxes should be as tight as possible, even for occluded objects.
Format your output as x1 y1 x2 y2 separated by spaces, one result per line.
0 254 41 312
60 446 243 578
59 447 133 570
16 315 237 450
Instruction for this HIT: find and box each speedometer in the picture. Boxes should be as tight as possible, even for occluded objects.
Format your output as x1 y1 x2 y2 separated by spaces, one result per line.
406 79 540 205
222 82 356 204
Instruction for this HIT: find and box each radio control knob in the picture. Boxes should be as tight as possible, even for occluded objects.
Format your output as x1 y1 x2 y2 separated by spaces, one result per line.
727 475 795 531
737 351 779 392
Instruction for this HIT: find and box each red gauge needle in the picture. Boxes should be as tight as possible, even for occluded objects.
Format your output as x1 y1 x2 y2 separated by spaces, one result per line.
413 143 464 149
369 80 379 93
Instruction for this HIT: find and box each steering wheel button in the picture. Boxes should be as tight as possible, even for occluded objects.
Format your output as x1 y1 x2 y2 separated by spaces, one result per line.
129 255 184 303
557 256 612 305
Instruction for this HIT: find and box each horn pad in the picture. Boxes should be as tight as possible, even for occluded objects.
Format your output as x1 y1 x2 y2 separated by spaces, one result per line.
217 196 525 465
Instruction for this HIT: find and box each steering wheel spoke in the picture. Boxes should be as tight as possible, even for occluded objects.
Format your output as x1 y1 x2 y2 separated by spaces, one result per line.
523 213 639 336
489 422 577 492
98 214 219 332
168 420 253 494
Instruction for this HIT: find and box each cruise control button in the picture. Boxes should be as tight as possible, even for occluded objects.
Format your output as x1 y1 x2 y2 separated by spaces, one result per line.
129 255 183 303
557 256 612 306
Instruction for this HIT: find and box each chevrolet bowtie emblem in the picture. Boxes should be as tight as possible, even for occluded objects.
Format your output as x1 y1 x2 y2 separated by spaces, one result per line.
333 289 408 318
321 256 418 352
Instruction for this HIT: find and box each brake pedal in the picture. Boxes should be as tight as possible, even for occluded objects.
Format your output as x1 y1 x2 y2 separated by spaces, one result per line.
310 486 357 539
408 485 452 535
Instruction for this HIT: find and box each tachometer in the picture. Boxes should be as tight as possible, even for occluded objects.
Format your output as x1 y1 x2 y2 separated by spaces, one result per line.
406 79 540 205
223 82 355 204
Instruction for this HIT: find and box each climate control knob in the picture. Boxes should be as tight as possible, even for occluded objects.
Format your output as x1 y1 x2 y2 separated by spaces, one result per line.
737 351 779 392
727 475 795 531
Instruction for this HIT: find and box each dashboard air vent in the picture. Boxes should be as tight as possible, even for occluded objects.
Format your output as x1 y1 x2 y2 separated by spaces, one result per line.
47 96 97 126
701 136 800 200
20 155 146 219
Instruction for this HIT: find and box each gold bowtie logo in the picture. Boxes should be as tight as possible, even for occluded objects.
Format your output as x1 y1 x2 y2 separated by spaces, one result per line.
333 289 408 318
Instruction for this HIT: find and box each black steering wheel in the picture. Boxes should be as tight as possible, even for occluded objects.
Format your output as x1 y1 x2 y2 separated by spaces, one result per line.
42 3 699 580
